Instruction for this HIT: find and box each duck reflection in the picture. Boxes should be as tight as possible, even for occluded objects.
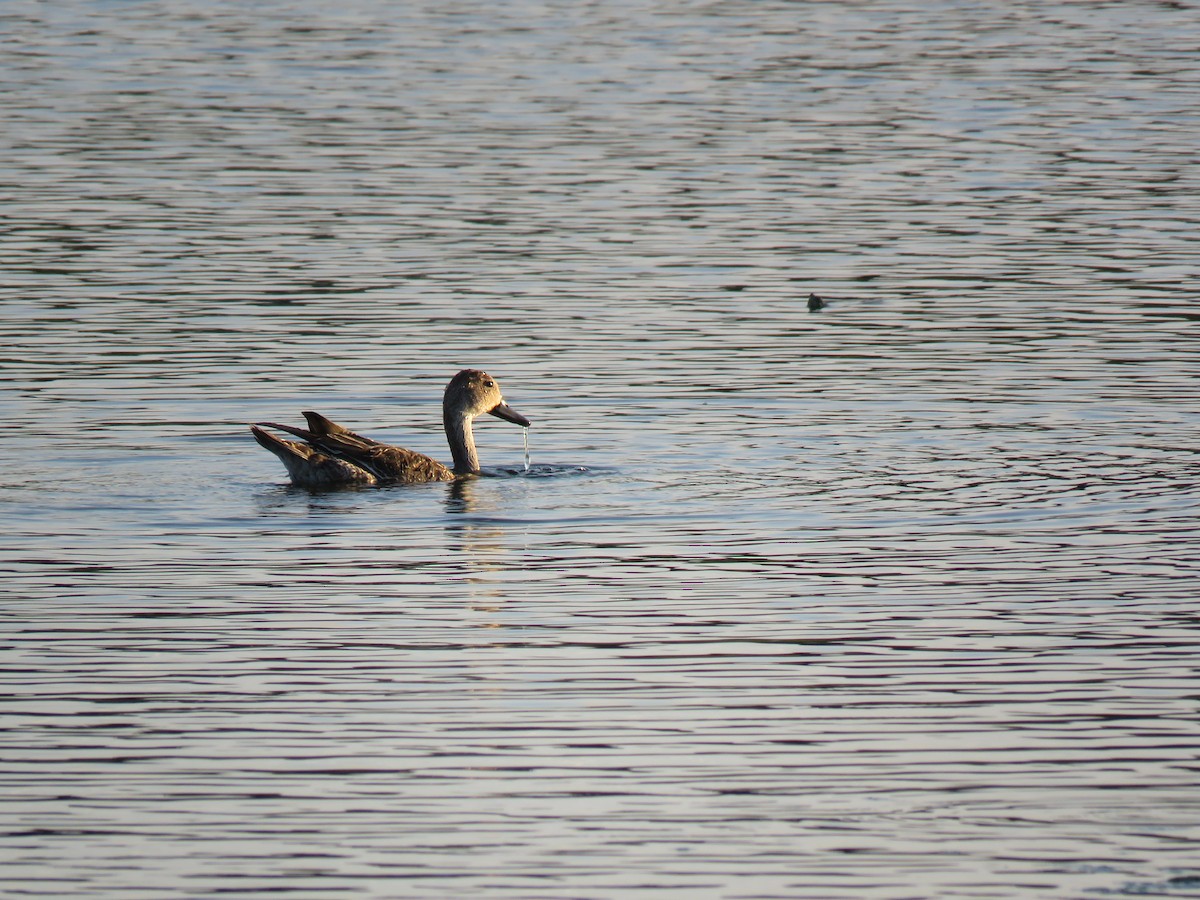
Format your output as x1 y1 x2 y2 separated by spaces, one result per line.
444 477 480 515
444 478 510 613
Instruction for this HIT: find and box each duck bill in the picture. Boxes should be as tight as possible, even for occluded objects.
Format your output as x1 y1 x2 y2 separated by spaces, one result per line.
489 402 530 427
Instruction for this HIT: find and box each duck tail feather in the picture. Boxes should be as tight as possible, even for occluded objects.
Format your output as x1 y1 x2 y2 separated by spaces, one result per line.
301 411 350 436
254 421 318 442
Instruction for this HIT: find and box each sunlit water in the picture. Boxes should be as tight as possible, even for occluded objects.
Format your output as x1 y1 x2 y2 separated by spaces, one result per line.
3 2 1200 898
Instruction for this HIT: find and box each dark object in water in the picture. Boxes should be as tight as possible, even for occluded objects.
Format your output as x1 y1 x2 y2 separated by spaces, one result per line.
807 293 825 311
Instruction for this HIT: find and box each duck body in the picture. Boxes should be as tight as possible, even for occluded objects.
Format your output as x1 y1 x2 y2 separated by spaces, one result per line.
251 369 529 488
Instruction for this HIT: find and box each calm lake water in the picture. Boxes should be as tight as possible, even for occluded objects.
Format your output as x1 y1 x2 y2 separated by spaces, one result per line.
3 2 1200 898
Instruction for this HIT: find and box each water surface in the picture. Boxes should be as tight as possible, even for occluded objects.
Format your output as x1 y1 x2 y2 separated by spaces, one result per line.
2 2 1200 898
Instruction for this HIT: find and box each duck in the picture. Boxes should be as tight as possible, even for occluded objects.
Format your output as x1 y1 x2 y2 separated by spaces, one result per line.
250 369 530 488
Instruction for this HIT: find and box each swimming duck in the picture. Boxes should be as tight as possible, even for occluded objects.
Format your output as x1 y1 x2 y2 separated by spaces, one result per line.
251 369 530 488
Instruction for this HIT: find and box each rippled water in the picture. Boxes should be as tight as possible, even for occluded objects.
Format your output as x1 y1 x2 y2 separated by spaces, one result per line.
3 2 1200 897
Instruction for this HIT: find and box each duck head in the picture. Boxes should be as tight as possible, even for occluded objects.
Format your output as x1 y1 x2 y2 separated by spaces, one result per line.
444 369 530 427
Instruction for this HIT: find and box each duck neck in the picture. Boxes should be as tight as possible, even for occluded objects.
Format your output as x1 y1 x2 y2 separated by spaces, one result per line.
444 411 479 475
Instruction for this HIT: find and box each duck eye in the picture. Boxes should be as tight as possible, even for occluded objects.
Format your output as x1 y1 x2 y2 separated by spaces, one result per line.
484 380 494 388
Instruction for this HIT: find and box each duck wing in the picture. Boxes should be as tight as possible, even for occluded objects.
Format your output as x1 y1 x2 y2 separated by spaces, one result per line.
338 443 456 483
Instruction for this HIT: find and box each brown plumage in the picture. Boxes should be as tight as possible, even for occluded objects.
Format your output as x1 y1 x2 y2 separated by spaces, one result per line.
250 369 530 488
249 425 379 487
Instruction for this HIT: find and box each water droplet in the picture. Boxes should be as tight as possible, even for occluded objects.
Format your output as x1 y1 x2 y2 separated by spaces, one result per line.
523 427 530 472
